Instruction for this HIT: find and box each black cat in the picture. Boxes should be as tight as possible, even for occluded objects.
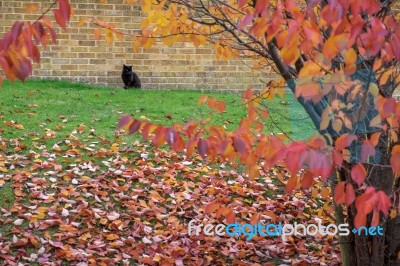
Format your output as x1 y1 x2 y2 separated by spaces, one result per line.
121 64 141 89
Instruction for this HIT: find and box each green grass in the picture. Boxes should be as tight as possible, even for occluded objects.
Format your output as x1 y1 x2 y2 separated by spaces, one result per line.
0 79 315 143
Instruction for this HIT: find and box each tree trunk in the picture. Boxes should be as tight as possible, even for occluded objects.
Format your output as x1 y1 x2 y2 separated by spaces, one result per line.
334 133 400 266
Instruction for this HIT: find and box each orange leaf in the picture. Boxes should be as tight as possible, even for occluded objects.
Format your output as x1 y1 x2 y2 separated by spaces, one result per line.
25 4 39 13
332 118 343 133
354 212 366 228
215 101 226 113
77 18 88 27
205 201 220 215
197 95 208 105
301 170 314 188
250 213 261 225
285 175 297 194
264 211 277 221
391 146 400 174
335 134 357 150
334 182 345 204
94 28 102 40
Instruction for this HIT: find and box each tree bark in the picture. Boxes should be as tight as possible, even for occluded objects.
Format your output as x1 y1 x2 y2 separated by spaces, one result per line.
334 133 400 266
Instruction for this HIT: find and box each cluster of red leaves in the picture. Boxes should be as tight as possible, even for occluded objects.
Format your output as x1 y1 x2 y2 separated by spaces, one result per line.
119 87 400 229
0 0 71 86
0 126 341 265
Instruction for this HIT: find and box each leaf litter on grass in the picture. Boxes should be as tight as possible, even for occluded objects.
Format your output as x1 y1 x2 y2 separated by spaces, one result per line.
0 123 341 265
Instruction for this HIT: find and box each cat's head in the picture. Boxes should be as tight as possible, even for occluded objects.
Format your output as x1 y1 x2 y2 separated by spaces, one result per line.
122 64 133 72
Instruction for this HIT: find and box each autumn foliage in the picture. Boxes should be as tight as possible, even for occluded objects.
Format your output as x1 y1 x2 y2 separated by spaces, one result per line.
0 0 71 86
2 0 400 264
116 0 400 234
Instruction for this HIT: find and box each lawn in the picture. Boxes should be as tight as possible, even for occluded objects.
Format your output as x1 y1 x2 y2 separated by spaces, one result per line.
0 79 315 144
0 80 333 265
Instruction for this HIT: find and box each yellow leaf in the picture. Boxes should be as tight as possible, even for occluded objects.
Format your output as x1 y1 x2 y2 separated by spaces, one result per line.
390 209 397 219
332 118 343 133
380 69 392 86
105 28 114 45
276 87 285 98
116 31 124 41
369 114 382 128
77 18 88 27
369 83 379 97
320 108 331 131
344 48 357 65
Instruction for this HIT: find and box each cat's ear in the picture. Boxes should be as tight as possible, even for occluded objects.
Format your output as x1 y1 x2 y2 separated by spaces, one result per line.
128 66 133 70
123 64 126 67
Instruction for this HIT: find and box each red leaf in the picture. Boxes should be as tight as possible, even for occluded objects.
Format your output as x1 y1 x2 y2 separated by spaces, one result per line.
117 115 132 129
238 14 253 31
361 142 376 162
11 21 24 41
238 0 250 8
254 0 268 15
197 138 209 159
233 136 249 155
54 9 66 29
285 142 307 175
59 0 72 22
141 123 155 140
351 163 367 186
128 120 141 134
355 187 376 215
375 190 391 216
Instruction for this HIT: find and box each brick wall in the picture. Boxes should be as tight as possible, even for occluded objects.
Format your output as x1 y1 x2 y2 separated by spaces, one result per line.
0 0 273 91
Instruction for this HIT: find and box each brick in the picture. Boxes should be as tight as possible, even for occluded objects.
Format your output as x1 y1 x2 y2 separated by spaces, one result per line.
0 0 267 91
